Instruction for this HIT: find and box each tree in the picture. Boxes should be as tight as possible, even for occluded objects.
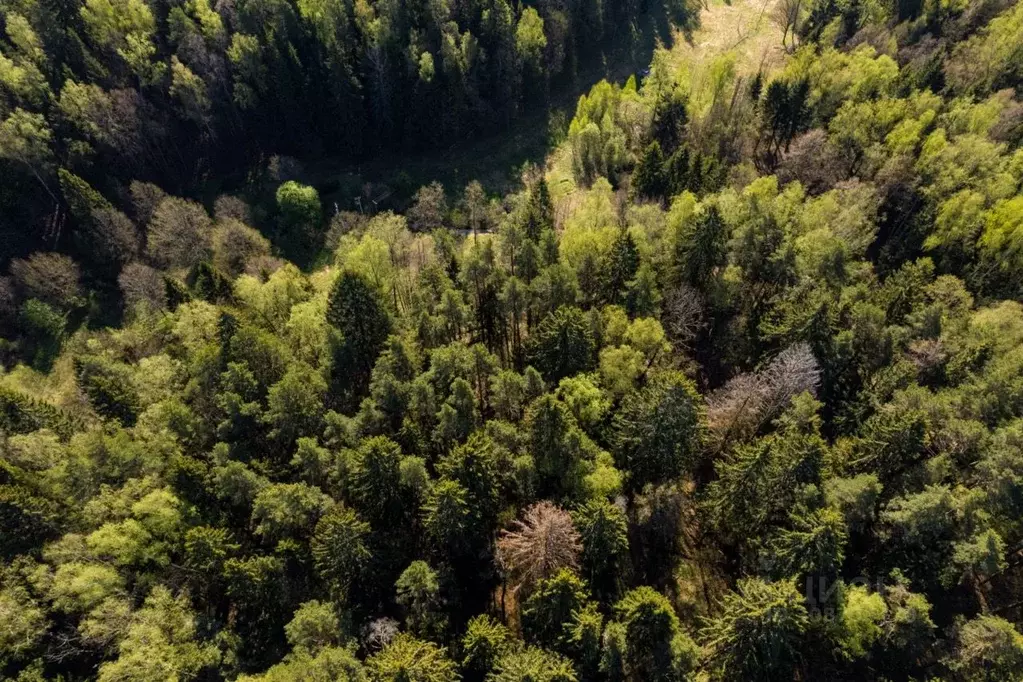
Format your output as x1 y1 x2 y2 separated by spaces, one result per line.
86 208 139 268
632 141 667 200
516 8 547 92
527 307 596 382
395 561 445 638
251 482 331 543
702 578 809 682
366 633 459 682
526 394 589 499
146 197 212 270
10 252 82 310
285 601 341 653
674 204 727 288
95 586 219 681
0 109 55 199
497 502 581 592
573 499 629 603
312 505 371 602
766 505 847 584
947 615 1023 681
119 262 166 315
462 615 513 682
611 372 705 490
604 229 640 305
521 569 592 651
613 586 698 682
408 183 447 232
327 271 392 408
263 363 327 452
463 181 487 244
488 647 578 682
277 181 322 259
524 175 554 241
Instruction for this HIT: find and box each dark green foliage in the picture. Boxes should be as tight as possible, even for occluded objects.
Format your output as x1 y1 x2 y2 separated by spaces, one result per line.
674 205 727 288
632 141 668 200
573 499 630 603
611 372 704 490
17 299 65 371
311 505 371 603
651 89 689 153
190 262 235 303
702 579 809 682
74 355 141 426
526 307 595 382
613 586 699 681
328 271 393 409
0 387 81 439
0 483 63 559
521 569 592 651
604 229 640 305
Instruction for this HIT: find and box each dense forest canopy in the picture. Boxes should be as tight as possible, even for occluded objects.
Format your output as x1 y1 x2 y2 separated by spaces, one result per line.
3 0 1023 679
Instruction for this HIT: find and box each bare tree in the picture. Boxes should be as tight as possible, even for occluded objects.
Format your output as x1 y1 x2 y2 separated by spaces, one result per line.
497 501 581 592
773 0 803 51
212 218 271 277
88 207 140 267
145 197 212 270
213 194 254 225
406 182 448 232
663 284 706 348
776 129 844 194
363 617 400 652
128 181 167 226
9 252 82 309
706 342 820 447
118 262 167 314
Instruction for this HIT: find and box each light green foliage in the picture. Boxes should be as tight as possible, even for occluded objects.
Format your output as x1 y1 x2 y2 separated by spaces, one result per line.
238 646 366 681
285 601 340 652
946 1 1023 94
80 0 163 81
515 8 546 70
277 182 322 233
0 109 52 171
366 633 459 682
0 585 47 663
487 647 578 682
4 2 1023 679
49 562 125 612
252 482 332 543
568 81 648 184
840 586 887 658
462 614 513 681
949 615 1023 681
824 474 882 533
96 586 219 681
556 374 609 430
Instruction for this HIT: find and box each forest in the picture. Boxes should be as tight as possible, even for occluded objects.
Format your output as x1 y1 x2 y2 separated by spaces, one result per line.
2 0 1023 678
